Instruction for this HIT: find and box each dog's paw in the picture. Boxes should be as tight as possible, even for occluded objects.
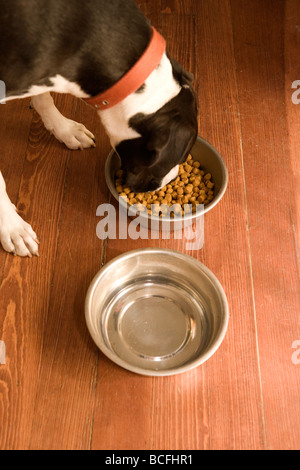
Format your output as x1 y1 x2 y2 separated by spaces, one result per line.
50 119 96 150
0 203 39 258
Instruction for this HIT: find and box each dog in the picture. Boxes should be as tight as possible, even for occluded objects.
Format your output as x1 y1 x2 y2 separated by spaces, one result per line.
0 0 198 257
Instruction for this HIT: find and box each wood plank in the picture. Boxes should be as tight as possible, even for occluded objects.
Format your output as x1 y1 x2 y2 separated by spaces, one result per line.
187 0 265 450
0 94 73 449
285 0 300 251
137 0 162 24
27 98 109 449
231 0 300 450
161 0 198 15
0 0 298 451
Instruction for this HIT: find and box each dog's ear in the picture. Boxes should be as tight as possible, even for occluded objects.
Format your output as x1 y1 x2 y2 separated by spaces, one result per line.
146 114 197 168
146 126 170 153
129 112 170 165
147 86 197 161
168 56 194 86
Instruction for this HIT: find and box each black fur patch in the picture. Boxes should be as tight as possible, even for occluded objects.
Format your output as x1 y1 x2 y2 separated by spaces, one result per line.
135 83 146 94
0 0 151 97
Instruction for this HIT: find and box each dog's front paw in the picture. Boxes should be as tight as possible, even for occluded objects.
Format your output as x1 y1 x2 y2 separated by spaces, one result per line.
0 203 39 257
51 119 96 150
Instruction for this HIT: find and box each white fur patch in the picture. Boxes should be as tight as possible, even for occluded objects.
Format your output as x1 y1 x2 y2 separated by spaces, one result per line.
4 75 89 102
158 164 179 189
98 53 181 148
0 171 39 257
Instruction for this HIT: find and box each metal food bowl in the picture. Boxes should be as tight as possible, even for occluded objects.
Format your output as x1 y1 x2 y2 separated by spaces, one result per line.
85 248 229 376
105 136 228 230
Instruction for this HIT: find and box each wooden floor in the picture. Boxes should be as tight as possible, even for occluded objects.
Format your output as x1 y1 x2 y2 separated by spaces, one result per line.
0 0 299 450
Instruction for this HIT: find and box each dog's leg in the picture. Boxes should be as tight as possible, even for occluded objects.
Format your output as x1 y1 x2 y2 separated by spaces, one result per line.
0 172 39 257
31 93 96 150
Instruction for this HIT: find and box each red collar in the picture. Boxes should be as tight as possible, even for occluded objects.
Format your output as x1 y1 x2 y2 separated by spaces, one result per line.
84 27 166 110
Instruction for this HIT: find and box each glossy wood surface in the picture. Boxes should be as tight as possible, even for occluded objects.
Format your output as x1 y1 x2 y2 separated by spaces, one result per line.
0 0 299 450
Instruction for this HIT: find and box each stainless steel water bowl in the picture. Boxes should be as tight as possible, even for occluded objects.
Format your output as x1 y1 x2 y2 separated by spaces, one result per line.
105 136 228 229
85 248 229 376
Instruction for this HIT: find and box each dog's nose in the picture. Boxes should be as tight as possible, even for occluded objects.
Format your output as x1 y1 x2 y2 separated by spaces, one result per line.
145 179 161 192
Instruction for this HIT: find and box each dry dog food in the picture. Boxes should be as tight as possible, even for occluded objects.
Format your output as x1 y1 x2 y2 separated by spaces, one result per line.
115 154 214 216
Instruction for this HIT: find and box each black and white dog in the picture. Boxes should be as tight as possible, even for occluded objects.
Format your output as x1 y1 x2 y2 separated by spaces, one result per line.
0 0 198 257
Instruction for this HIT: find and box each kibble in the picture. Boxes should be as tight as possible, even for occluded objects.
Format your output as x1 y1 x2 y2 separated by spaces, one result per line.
115 154 215 216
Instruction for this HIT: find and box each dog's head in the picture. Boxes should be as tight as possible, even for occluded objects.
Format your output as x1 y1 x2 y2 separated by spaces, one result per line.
116 59 198 192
